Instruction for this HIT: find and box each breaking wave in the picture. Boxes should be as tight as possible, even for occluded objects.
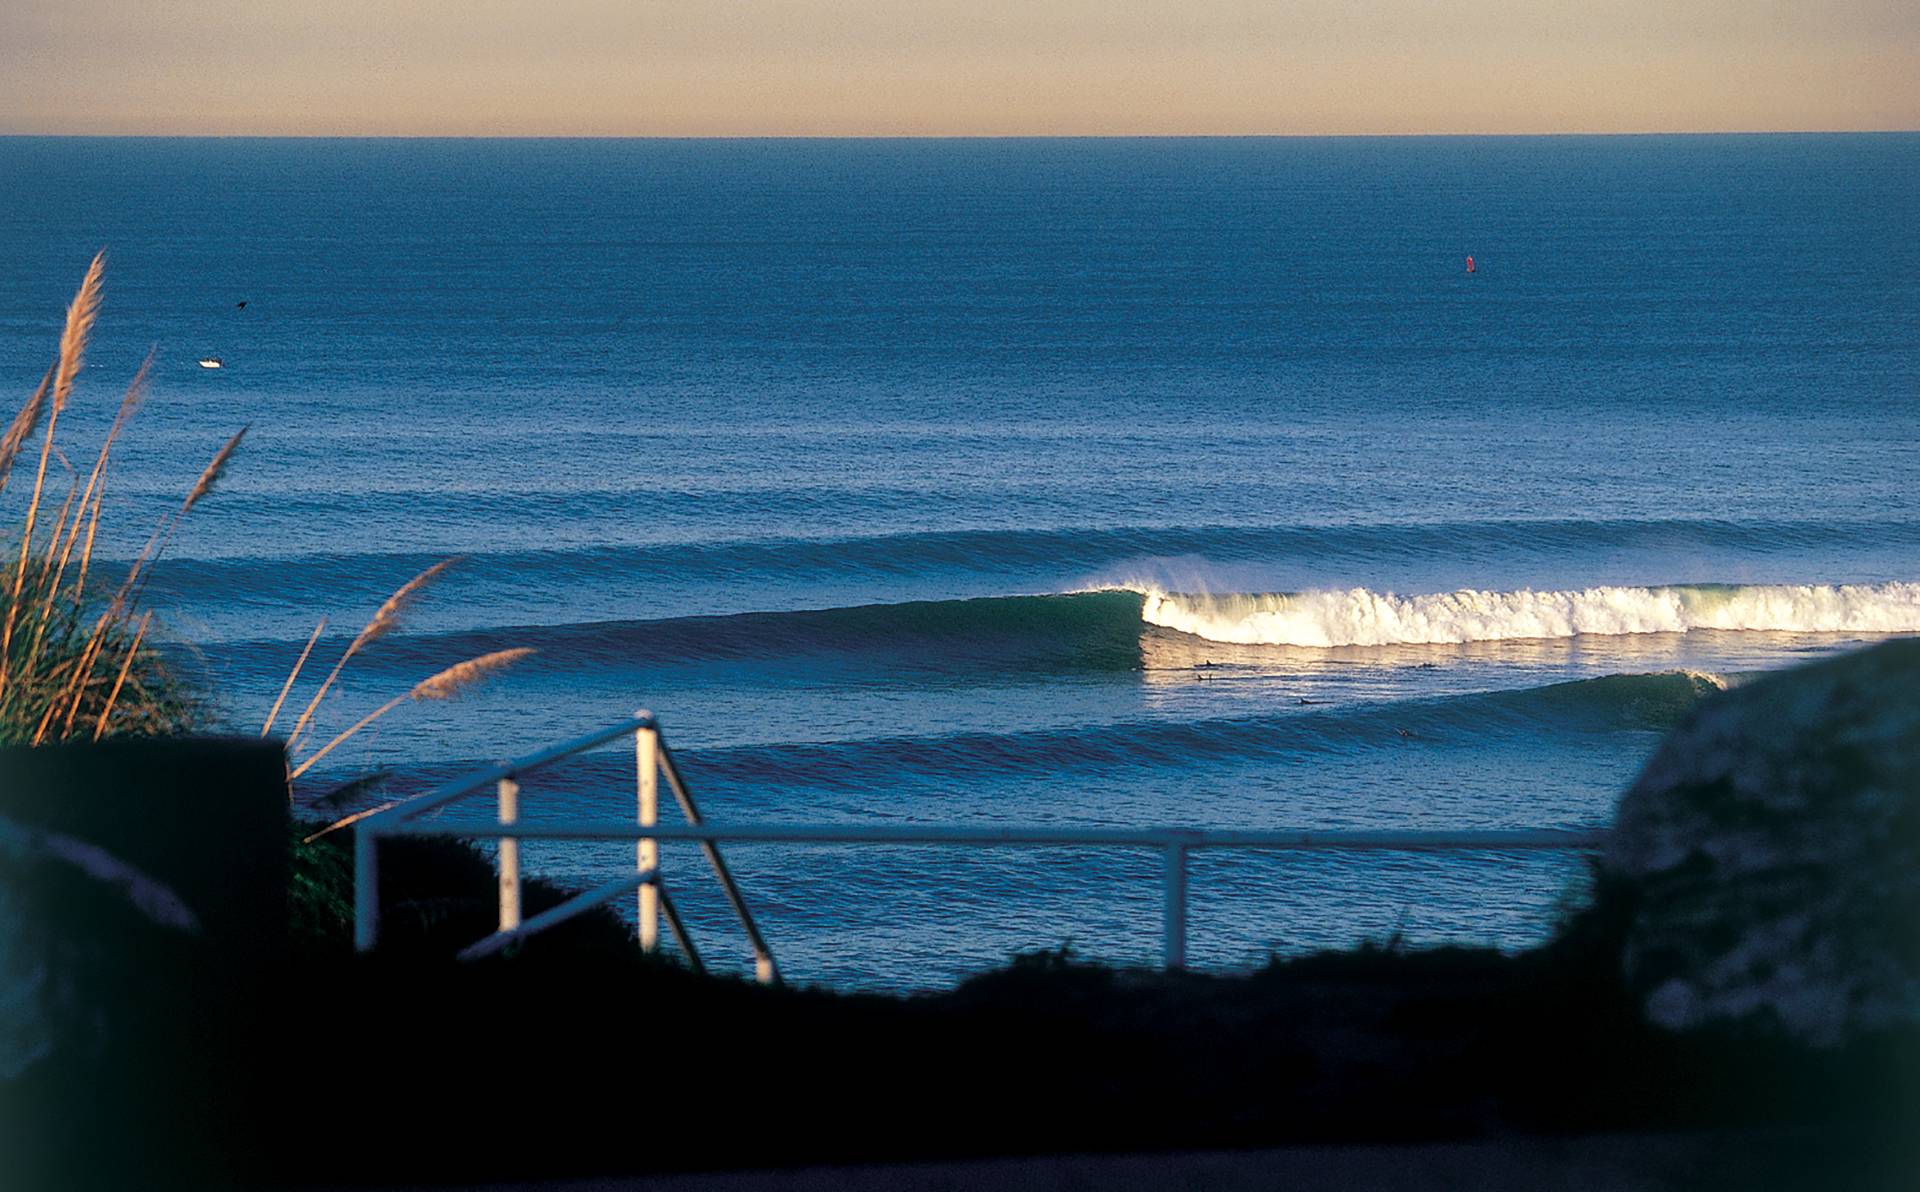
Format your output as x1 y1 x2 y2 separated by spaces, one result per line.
220 581 1920 688
1138 581 1920 647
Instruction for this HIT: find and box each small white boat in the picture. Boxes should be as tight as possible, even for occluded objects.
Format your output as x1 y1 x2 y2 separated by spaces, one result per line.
197 358 223 369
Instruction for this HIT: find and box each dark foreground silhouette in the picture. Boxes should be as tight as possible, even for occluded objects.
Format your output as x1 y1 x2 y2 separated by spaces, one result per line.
2 740 1914 1191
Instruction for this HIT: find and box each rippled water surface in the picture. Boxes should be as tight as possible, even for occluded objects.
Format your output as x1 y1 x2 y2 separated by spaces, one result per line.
2 135 1916 987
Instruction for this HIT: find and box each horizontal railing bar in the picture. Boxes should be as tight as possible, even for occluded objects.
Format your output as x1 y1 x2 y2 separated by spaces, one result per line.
457 863 658 962
350 712 1604 966
360 714 657 833
378 821 1608 851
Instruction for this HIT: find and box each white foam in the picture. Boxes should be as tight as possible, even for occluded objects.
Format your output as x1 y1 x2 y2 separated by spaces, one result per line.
1136 582 1920 647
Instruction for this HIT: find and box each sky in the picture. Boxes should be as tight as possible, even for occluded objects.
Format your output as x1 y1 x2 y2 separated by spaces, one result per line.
2 1 1915 136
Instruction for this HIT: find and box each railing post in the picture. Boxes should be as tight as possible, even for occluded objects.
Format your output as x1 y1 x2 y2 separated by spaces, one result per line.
1162 840 1187 970
353 826 379 952
636 716 659 953
497 773 521 932
654 738 781 986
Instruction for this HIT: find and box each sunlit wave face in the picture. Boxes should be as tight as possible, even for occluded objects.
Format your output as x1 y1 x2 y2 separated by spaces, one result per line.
1140 625 1708 677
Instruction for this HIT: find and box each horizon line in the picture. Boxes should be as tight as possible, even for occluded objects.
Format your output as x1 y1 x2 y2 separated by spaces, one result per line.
3 129 1916 141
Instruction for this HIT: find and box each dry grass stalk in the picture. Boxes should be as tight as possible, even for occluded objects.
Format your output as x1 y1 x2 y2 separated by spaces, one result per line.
355 556 462 653
70 482 108 598
262 618 327 737
2 255 107 703
181 424 247 515
102 421 249 623
281 557 460 752
32 483 79 586
46 362 139 612
409 647 534 701
53 352 152 586
289 647 532 780
2 256 212 745
6 259 525 777
83 421 249 652
0 367 53 495
50 616 119 741
17 483 80 682
92 612 152 740
16 252 105 573
52 252 105 415
301 798 399 844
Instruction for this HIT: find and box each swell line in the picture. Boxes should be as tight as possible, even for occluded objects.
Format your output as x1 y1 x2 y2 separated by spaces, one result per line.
297 669 1731 804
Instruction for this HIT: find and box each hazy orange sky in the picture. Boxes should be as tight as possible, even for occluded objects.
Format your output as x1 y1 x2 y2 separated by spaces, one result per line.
3 1 1915 136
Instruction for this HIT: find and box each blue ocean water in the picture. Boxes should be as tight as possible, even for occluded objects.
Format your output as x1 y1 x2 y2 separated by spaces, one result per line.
2 135 1916 988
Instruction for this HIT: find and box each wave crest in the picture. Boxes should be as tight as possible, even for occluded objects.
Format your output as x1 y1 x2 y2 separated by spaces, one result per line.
1138 582 1920 647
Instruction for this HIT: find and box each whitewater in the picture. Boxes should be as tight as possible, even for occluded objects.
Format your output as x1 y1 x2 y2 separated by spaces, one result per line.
1138 581 1920 647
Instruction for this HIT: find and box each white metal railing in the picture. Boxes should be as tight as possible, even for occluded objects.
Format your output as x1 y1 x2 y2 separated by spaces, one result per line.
352 712 778 983
350 713 1608 977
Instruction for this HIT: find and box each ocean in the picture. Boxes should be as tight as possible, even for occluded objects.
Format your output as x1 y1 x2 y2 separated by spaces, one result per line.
1 134 1916 989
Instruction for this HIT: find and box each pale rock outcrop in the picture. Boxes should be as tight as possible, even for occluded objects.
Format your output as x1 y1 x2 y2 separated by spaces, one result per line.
1605 637 1920 1047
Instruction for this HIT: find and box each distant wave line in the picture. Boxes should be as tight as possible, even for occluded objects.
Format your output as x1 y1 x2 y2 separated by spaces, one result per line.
199 576 1918 687
295 669 1731 801
136 514 1920 576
